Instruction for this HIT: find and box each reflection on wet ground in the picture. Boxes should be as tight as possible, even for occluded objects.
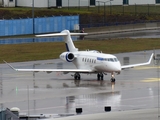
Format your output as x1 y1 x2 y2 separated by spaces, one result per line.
86 29 160 39
0 50 160 115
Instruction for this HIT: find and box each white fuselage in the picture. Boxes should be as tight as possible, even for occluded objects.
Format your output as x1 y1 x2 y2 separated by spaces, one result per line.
60 50 121 73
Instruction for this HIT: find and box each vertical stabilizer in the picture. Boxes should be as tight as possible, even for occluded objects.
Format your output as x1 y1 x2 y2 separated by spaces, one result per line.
35 29 87 52
61 30 78 52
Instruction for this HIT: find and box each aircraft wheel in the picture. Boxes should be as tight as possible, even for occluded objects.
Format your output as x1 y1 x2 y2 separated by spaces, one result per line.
97 73 101 80
100 73 104 80
74 73 81 80
111 77 115 82
74 73 81 86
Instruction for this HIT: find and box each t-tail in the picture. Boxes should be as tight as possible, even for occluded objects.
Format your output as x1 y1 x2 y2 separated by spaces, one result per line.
61 30 78 52
36 30 88 52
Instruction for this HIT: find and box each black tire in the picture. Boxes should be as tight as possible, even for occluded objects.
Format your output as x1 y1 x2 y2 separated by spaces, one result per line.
101 74 104 80
78 76 81 80
97 73 100 80
111 78 115 82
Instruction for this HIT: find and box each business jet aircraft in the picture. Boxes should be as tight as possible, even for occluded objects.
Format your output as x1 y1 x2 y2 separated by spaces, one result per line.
4 30 153 85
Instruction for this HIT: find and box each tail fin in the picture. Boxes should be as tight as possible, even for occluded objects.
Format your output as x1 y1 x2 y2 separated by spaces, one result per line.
61 30 78 52
36 30 88 52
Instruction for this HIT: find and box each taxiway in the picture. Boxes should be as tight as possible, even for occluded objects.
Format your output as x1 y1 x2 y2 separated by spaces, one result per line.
0 50 160 119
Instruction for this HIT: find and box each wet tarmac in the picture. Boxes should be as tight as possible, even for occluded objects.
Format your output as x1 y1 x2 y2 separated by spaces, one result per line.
86 29 160 39
0 50 160 116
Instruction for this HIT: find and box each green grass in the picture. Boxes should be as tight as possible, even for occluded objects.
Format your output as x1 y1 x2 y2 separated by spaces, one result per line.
0 38 160 63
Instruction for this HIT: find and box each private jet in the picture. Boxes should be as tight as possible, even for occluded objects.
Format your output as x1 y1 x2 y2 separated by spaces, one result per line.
4 30 154 85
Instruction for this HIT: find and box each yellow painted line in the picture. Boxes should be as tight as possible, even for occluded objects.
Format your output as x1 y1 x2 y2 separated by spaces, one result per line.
134 66 160 70
142 78 160 82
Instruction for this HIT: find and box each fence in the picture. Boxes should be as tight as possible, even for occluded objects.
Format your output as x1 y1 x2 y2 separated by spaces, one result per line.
0 15 79 36
0 36 78 44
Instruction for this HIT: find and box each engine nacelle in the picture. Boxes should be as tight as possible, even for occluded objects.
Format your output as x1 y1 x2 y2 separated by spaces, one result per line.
60 52 76 62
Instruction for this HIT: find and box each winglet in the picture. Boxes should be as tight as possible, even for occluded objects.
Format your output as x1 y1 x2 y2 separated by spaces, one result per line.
148 53 154 64
3 60 17 71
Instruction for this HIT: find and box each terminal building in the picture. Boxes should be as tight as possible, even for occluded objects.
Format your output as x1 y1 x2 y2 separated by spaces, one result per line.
0 0 160 7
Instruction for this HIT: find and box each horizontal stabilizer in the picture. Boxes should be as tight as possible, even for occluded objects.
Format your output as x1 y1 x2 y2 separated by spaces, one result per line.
36 32 88 37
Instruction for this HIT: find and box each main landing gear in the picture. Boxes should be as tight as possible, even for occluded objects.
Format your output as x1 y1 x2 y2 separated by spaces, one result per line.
74 72 81 80
74 72 80 86
73 72 116 86
97 73 104 81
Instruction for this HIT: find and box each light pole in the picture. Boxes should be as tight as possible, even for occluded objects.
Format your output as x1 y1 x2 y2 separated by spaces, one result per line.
96 0 113 24
110 0 112 14
97 1 100 13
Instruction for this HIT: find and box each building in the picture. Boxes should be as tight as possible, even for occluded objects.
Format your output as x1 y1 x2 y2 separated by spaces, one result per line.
16 0 96 8
0 0 15 7
1 0 160 7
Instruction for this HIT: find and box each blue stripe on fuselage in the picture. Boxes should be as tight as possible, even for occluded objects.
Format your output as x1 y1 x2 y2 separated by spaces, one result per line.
97 57 104 61
65 43 69 52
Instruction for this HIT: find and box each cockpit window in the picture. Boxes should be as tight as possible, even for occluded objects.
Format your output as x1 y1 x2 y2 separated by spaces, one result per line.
109 58 114 62
114 58 118 62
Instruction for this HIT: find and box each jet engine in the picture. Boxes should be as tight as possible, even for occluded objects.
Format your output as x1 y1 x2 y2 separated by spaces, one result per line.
66 52 75 62
59 52 76 62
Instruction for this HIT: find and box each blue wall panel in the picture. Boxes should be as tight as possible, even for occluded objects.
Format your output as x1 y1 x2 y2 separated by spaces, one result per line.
0 21 4 36
4 20 9 36
12 20 17 35
0 15 79 37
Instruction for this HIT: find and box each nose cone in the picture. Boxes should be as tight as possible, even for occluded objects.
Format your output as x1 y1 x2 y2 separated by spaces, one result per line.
110 62 121 72
115 62 121 72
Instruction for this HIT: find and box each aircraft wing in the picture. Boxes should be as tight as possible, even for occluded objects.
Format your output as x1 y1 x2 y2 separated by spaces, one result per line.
121 53 154 70
3 60 92 73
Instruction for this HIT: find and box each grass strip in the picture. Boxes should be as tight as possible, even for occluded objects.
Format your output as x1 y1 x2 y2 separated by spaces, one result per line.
0 38 159 63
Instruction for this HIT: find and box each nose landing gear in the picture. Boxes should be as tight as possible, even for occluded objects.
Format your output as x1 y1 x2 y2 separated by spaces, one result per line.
110 73 115 82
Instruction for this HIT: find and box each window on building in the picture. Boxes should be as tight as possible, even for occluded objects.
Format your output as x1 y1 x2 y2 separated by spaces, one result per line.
90 0 95 6
56 0 62 7
123 0 129 5
156 0 160 4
